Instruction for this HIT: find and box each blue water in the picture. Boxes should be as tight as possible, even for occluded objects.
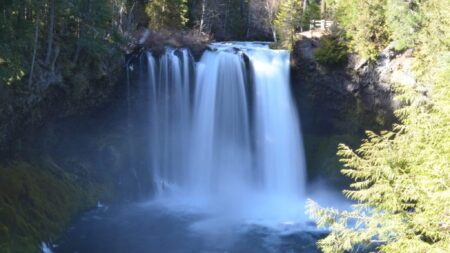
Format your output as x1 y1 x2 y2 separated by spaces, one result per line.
50 43 329 253
52 203 326 253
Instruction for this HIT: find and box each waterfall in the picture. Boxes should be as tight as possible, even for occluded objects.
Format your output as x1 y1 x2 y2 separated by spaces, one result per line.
133 42 306 221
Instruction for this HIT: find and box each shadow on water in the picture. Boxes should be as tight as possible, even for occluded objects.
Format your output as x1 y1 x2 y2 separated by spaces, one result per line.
48 42 348 253
53 203 327 253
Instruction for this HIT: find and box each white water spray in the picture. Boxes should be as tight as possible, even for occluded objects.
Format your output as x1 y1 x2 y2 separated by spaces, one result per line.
136 42 306 223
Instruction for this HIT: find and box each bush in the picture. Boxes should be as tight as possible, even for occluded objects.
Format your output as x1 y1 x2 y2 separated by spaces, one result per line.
313 35 348 66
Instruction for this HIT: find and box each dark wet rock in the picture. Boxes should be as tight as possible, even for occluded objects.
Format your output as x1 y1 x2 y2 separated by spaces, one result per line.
292 37 415 184
129 28 211 61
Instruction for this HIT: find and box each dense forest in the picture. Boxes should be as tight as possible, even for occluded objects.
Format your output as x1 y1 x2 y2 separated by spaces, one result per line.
0 0 327 87
1 0 449 253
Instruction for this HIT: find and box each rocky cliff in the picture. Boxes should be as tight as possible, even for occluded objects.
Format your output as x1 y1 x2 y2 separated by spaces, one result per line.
292 36 416 186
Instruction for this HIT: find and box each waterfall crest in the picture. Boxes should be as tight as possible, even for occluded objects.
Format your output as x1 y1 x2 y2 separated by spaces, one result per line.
133 42 306 221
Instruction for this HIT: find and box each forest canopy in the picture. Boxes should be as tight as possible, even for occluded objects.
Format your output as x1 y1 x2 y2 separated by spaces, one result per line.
0 0 133 87
0 0 330 87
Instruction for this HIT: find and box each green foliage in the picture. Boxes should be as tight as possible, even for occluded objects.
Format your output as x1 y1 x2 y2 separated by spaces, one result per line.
187 0 249 40
0 0 128 87
308 1 450 252
328 0 390 60
386 0 420 51
413 0 450 84
313 35 347 66
223 0 249 39
68 0 117 56
0 0 37 85
146 0 189 30
0 162 106 253
274 0 302 50
350 0 390 61
328 0 356 29
300 1 321 31
329 0 427 59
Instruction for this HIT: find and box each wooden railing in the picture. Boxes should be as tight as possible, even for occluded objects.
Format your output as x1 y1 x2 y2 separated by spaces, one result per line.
309 20 334 31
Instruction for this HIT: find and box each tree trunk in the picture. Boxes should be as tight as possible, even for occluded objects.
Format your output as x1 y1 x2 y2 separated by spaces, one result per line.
122 1 136 36
199 0 206 34
73 0 92 65
265 0 277 42
321 0 326 19
51 45 60 74
272 26 277 43
29 17 40 87
303 0 308 13
72 43 81 64
17 6 23 24
246 0 251 38
45 0 55 65
224 0 231 33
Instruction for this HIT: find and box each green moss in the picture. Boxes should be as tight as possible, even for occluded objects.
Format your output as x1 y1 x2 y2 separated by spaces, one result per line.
0 161 109 253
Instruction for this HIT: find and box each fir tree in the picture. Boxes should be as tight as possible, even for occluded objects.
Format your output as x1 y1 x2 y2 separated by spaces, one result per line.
307 1 450 252
386 0 420 51
145 0 189 30
0 0 133 86
328 0 390 61
274 0 302 50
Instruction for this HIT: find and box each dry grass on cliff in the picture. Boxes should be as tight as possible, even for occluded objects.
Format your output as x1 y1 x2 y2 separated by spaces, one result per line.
129 28 212 56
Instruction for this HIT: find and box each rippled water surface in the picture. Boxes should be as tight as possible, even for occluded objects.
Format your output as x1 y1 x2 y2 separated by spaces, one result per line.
53 203 327 253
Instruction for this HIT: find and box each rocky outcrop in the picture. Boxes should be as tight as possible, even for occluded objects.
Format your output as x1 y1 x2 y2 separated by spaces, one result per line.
128 28 210 60
0 48 124 159
0 72 152 253
292 37 416 184
350 44 416 116
0 39 132 253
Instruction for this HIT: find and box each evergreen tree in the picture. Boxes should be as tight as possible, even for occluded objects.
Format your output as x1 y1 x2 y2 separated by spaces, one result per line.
299 1 320 31
386 0 420 51
307 1 450 252
187 0 250 40
224 0 249 39
274 0 302 50
145 0 189 30
349 0 390 61
0 0 131 87
328 0 390 61
0 0 40 85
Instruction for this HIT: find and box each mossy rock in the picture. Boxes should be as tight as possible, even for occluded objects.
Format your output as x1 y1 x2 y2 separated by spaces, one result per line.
0 161 109 252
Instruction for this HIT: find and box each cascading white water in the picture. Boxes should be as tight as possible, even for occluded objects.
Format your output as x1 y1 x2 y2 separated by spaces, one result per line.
139 42 306 222
145 48 193 191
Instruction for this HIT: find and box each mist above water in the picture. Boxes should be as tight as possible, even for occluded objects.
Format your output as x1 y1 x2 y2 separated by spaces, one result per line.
48 43 343 253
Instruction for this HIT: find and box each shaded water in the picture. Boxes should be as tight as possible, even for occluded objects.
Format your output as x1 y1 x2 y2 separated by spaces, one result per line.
52 42 319 252
54 204 326 253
